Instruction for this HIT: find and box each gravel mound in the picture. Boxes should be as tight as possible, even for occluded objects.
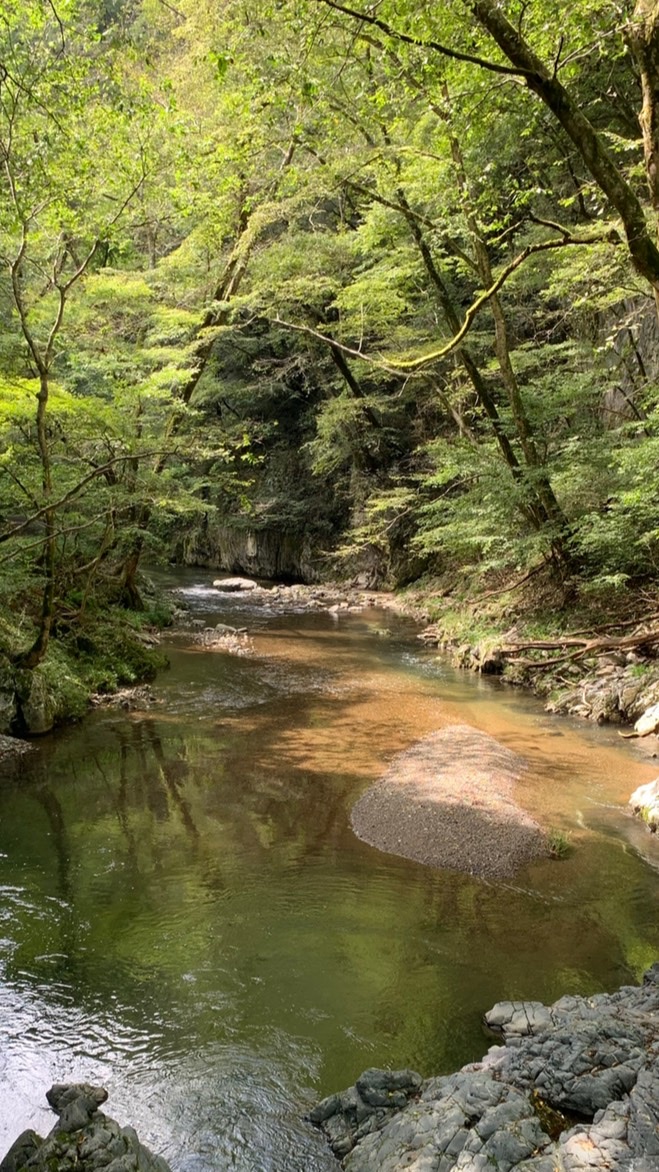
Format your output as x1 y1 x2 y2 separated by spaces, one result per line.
351 724 548 879
0 733 31 761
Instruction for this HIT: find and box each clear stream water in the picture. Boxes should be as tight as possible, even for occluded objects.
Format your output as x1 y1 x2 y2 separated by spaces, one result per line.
1 571 659 1171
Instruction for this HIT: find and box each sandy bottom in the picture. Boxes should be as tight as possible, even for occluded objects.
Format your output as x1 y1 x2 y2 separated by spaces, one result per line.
351 724 549 880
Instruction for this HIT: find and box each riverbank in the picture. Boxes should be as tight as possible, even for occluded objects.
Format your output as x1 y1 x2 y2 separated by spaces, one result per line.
199 573 659 735
0 604 168 744
311 965 659 1171
398 569 659 732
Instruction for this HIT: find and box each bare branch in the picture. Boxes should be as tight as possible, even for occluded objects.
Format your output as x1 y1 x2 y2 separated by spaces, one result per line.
9 227 45 375
45 0 66 55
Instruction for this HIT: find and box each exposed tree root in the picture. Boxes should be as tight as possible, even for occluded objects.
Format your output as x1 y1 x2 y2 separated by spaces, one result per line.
502 623 659 671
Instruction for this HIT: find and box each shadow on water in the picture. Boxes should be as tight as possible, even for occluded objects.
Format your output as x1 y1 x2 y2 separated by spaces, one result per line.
0 573 658 1169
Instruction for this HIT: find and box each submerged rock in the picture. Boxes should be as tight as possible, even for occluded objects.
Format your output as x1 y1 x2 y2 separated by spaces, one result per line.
312 966 659 1171
91 685 158 711
0 1083 172 1172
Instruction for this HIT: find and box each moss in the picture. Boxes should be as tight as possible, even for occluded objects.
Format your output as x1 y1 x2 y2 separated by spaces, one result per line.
0 601 169 733
529 1089 570 1140
629 663 651 679
69 619 168 694
38 645 89 720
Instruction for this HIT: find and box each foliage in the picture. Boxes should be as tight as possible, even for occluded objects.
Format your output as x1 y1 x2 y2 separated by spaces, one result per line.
2 0 659 716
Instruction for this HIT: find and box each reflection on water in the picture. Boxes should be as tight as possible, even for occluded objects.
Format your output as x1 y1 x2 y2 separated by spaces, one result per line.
0 570 658 1169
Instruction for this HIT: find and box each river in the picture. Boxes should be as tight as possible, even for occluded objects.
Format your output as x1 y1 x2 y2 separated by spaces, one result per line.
1 571 658 1170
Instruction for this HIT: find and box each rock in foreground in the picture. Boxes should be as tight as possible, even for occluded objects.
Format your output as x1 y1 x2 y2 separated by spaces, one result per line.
0 1084 172 1172
311 966 659 1171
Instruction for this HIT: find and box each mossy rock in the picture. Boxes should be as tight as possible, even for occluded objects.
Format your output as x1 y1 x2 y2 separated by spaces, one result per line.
0 658 17 734
14 668 56 735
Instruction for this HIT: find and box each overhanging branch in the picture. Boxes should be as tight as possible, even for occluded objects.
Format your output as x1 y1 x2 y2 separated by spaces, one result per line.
0 448 176 545
276 225 617 374
310 0 531 77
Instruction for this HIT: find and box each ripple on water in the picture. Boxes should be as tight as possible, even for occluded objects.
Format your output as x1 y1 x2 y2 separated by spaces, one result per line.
0 979 336 1171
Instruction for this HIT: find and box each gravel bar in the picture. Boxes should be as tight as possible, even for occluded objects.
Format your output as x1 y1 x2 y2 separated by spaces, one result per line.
351 724 548 879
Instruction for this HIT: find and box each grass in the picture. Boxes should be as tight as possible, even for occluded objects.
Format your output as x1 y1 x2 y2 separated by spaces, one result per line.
548 828 571 859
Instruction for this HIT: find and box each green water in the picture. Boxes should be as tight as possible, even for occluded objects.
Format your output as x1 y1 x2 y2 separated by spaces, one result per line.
1 575 658 1170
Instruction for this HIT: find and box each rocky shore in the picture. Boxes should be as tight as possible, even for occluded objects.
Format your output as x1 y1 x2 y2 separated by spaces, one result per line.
311 965 659 1171
203 576 412 616
417 620 659 730
0 732 31 760
0 1084 172 1172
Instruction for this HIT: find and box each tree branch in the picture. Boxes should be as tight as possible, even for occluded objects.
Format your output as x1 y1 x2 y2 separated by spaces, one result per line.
310 0 531 77
276 225 617 374
0 449 176 545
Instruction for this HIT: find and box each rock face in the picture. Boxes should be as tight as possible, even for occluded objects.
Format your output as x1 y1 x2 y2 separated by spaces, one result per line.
630 779 659 831
0 1083 172 1172
179 520 324 582
311 966 659 1171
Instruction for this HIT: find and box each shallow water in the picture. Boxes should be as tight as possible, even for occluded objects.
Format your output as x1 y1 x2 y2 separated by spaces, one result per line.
1 571 659 1170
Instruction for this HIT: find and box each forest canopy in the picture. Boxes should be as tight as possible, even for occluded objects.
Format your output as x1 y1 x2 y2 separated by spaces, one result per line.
1 0 659 698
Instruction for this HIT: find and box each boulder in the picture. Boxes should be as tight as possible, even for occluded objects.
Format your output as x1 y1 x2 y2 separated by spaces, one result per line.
212 577 258 592
634 701 659 736
308 1069 423 1159
629 778 659 831
0 1084 172 1172
312 967 659 1172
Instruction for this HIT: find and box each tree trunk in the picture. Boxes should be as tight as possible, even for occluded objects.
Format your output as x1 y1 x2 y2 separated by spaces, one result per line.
120 548 144 610
470 0 659 308
441 101 569 548
15 373 56 668
629 2 659 219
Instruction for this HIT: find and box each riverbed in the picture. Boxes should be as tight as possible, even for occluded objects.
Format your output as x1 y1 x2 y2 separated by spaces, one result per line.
1 573 658 1170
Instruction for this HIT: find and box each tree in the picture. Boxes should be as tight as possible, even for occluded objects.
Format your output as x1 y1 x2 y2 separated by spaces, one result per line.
0 0 159 661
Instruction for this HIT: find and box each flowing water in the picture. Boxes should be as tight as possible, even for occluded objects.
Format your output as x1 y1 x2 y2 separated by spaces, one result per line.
1 571 659 1170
